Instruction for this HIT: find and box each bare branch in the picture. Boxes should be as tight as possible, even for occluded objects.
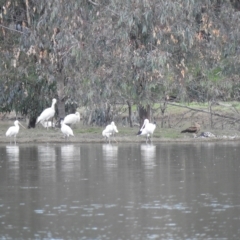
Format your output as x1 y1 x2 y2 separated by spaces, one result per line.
167 102 240 122
0 24 24 34
87 0 99 6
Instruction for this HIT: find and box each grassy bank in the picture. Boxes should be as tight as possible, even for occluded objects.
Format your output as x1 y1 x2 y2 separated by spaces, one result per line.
1 101 240 144
0 119 239 144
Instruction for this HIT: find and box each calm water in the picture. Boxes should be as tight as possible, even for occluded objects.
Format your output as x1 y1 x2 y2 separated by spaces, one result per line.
0 142 240 239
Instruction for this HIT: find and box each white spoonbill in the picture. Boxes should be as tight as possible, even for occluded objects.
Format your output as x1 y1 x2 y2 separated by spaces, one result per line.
63 112 80 126
61 119 74 140
137 119 156 144
36 98 57 130
6 120 26 144
102 121 119 143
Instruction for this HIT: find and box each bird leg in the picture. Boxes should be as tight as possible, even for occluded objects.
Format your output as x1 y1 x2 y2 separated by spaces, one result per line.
112 132 118 143
146 134 152 144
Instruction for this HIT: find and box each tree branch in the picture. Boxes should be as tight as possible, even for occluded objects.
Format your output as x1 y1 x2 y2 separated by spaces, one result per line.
167 102 240 122
0 24 24 34
87 0 99 6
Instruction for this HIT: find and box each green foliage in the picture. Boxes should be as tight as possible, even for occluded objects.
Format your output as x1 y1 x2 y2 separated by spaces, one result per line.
207 67 223 82
1 0 240 122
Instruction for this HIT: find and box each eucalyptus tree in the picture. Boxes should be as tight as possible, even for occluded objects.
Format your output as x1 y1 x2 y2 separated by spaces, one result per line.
0 0 58 127
1 0 240 129
98 0 188 125
111 0 240 115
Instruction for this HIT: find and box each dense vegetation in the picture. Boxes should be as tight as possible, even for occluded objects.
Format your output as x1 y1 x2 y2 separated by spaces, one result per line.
1 0 240 128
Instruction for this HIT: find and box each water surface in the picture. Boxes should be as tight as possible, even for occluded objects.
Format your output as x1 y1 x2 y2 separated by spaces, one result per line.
0 142 240 239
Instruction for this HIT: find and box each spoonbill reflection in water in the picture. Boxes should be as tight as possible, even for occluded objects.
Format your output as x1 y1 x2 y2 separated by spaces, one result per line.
102 144 118 168
6 145 19 162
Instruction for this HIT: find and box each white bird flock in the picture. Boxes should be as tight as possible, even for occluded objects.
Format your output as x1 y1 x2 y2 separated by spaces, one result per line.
36 98 57 130
6 120 25 144
63 112 80 126
102 121 119 143
60 119 74 140
4 100 159 144
137 119 156 144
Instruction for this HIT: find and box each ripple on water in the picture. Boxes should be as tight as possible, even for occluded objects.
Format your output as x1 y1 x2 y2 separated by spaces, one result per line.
141 202 189 211
34 209 45 214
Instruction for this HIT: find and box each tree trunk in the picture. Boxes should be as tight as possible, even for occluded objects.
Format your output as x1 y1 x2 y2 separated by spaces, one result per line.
209 101 213 129
57 98 65 119
28 116 37 128
25 0 31 26
105 104 111 123
160 100 168 128
127 100 133 127
88 111 93 125
138 104 150 127
57 73 66 120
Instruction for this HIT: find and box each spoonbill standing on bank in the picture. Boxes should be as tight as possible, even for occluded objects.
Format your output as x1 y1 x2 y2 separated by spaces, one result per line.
137 119 156 144
102 121 119 143
36 98 57 130
63 112 80 126
60 119 74 140
6 120 26 144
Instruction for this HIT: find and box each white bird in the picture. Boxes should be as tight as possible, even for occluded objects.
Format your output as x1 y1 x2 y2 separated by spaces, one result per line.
63 112 80 126
61 119 74 140
137 119 156 144
102 121 119 143
6 120 26 144
36 98 57 130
